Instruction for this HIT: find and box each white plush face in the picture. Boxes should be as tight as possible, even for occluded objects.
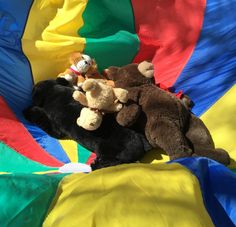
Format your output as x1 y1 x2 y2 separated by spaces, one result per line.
75 54 93 73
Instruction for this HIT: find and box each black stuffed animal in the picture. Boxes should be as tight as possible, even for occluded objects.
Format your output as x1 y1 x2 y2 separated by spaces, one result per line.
23 78 152 170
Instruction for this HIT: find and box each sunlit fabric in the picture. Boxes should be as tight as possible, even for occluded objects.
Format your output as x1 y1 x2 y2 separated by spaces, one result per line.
0 0 236 226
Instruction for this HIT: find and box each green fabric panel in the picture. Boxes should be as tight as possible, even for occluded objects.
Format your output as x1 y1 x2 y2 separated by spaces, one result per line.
85 31 139 71
79 0 136 38
0 173 65 227
0 142 57 173
78 143 92 164
79 0 139 70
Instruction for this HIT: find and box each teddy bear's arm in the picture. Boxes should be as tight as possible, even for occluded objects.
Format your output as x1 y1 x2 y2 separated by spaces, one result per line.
72 91 88 106
115 87 142 126
113 88 129 103
116 104 141 127
105 103 123 112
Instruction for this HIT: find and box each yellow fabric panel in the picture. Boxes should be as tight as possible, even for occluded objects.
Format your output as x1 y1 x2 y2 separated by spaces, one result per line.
43 163 214 227
22 0 87 83
141 148 169 164
59 140 78 163
201 85 236 168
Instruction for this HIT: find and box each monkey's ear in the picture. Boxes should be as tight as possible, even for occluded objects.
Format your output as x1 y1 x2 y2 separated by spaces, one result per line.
69 52 82 64
86 59 98 74
91 59 98 70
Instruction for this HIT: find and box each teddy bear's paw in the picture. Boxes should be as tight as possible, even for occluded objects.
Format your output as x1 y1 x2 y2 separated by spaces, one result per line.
119 90 129 103
113 88 129 103
214 148 230 166
192 148 230 166
115 103 123 112
138 61 154 78
72 90 83 100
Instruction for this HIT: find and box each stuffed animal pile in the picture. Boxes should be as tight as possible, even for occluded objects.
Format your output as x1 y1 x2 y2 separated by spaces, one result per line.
103 63 230 165
72 78 128 130
58 52 98 87
71 59 157 131
58 52 114 89
56 52 230 166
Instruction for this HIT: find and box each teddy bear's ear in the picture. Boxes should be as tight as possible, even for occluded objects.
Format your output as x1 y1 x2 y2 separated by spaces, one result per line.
102 66 119 80
69 52 82 64
137 61 154 78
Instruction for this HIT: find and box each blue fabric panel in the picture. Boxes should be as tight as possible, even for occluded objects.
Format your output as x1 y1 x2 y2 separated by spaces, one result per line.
173 157 236 227
173 0 236 116
24 122 71 164
0 0 33 113
0 1 71 164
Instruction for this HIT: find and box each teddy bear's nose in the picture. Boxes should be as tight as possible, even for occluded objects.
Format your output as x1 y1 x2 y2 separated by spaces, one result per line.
84 61 88 64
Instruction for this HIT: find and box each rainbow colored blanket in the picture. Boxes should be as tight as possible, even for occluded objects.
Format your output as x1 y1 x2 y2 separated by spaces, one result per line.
0 0 236 226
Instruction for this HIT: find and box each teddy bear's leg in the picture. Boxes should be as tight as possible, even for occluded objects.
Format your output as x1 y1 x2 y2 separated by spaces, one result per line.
191 148 230 165
186 114 230 165
23 106 67 138
72 91 88 106
146 117 193 160
116 104 141 127
113 88 129 103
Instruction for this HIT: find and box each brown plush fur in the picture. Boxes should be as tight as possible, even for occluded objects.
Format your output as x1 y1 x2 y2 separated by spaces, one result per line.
103 63 230 165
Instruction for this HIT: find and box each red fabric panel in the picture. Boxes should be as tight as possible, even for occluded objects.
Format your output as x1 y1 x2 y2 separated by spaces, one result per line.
132 0 206 87
0 97 63 167
86 153 97 165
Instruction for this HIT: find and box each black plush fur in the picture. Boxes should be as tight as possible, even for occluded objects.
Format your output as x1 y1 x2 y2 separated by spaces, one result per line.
23 78 152 170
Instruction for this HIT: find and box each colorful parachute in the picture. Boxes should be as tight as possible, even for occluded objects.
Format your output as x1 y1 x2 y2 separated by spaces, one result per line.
0 0 236 226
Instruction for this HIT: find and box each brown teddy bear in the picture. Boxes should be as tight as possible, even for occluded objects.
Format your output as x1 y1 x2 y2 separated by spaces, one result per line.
103 62 230 165
72 78 128 130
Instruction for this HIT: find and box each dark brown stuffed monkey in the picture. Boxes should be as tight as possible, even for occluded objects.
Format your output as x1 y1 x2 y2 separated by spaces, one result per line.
103 62 230 165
